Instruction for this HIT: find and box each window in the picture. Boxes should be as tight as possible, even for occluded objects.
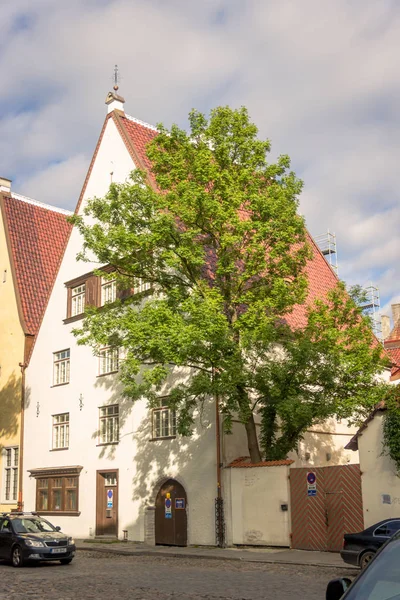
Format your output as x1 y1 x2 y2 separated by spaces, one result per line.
134 277 151 294
35 475 79 513
152 403 177 439
52 413 69 449
99 405 119 444
98 347 119 375
53 349 70 385
101 278 117 305
71 284 85 316
3 447 18 502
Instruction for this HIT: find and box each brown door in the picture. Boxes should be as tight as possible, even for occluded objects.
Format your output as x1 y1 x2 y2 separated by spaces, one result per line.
325 492 344 551
155 479 187 546
290 465 364 552
96 470 118 536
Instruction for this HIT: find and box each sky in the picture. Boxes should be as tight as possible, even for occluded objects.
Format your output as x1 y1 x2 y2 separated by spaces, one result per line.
0 0 399 321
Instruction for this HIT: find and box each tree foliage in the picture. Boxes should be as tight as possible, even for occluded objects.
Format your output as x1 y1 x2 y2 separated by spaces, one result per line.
382 387 400 473
71 106 389 462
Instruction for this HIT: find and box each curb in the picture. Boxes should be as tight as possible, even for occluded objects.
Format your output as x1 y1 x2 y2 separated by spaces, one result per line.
76 545 357 571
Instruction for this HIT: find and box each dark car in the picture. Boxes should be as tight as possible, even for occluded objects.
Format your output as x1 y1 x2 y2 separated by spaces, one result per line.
341 518 400 569
327 530 400 599
0 512 76 567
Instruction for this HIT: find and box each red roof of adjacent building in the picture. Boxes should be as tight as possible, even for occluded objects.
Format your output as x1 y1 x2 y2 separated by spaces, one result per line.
1 193 72 336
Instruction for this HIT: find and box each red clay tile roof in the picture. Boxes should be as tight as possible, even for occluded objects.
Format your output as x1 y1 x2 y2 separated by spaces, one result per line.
119 115 158 173
228 456 294 468
385 322 400 343
2 193 72 336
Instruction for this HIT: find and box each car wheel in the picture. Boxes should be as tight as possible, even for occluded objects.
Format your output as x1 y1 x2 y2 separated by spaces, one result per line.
360 550 375 569
11 545 24 568
60 558 73 565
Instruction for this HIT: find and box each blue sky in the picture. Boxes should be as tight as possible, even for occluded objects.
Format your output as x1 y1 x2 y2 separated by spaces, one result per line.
0 0 399 319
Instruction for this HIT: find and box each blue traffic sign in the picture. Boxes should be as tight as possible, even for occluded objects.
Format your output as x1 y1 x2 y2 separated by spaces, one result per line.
307 472 316 485
308 489 317 496
107 489 113 499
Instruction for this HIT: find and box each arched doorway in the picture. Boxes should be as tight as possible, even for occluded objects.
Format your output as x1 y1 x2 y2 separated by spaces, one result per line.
155 479 187 546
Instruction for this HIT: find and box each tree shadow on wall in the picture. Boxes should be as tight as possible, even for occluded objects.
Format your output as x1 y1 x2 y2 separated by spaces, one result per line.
93 367 215 539
0 373 30 449
290 418 357 467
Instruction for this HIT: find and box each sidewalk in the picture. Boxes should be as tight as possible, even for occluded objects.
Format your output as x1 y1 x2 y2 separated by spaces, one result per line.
76 540 356 570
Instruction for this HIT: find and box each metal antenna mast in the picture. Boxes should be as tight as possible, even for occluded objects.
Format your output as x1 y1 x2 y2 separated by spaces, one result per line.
113 64 120 91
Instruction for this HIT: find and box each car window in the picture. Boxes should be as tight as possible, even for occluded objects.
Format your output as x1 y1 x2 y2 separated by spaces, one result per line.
387 521 400 536
345 537 400 600
0 520 11 532
11 518 56 534
374 524 389 536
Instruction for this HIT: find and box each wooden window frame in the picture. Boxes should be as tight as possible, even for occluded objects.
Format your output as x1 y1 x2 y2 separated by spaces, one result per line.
98 405 119 445
101 277 117 306
53 349 70 386
98 347 119 376
52 413 70 450
29 467 82 516
2 446 19 503
152 404 177 440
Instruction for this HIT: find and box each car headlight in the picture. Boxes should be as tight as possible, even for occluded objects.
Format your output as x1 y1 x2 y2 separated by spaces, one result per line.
25 540 45 547
68 537 75 545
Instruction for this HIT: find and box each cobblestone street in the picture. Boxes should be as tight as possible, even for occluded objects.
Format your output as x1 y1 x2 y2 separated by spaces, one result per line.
0 551 357 600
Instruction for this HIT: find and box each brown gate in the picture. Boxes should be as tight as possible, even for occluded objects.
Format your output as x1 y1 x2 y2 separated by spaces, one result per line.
155 479 187 546
290 464 363 551
96 470 118 536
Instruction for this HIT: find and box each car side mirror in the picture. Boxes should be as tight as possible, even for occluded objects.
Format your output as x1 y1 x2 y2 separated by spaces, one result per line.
326 578 352 600
55 526 61 532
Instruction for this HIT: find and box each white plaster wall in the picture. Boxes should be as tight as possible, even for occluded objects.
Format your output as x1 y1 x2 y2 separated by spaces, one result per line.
223 418 358 468
24 115 218 544
230 465 291 546
358 413 400 528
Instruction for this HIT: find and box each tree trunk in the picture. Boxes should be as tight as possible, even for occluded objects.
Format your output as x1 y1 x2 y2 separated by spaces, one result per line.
245 413 262 463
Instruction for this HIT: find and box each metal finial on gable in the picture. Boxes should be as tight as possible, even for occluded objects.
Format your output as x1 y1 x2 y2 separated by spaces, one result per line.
113 64 119 92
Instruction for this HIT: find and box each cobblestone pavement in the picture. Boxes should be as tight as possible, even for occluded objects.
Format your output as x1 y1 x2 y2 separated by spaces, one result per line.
0 551 358 600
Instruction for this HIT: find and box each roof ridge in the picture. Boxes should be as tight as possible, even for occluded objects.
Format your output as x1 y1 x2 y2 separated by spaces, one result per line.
10 192 72 216
125 113 158 133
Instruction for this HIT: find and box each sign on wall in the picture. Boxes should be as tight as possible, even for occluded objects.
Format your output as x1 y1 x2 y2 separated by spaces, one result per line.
107 489 113 509
165 495 172 518
307 472 317 497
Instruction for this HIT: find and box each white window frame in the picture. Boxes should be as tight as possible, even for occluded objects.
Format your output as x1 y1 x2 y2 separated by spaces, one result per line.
98 347 119 376
71 284 85 316
2 447 19 503
53 349 70 385
134 278 151 294
101 278 117 305
152 404 177 439
52 413 70 450
99 405 119 445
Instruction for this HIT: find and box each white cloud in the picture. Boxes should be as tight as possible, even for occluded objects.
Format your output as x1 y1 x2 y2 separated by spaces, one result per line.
0 0 399 303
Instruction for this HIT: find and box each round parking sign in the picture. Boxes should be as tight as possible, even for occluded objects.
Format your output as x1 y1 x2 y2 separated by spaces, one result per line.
307 472 316 485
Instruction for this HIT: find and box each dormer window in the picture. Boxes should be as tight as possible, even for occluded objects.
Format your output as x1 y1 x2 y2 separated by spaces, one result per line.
71 284 86 316
101 278 117 305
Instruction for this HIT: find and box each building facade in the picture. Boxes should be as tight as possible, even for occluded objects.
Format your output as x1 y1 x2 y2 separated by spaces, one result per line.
22 91 358 545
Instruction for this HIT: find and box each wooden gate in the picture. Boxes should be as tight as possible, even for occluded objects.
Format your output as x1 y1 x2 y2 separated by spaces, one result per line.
290 464 363 551
155 479 187 546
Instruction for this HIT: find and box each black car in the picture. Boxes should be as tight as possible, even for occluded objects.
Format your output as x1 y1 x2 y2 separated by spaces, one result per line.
341 518 400 569
0 512 76 567
327 529 400 599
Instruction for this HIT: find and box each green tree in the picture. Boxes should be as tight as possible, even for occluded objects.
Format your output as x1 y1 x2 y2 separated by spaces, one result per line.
71 106 388 463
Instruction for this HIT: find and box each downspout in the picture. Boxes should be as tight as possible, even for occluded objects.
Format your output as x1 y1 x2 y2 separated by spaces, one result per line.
17 361 27 511
216 391 222 500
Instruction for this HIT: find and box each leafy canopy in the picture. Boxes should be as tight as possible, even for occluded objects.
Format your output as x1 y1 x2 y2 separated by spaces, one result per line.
71 106 389 462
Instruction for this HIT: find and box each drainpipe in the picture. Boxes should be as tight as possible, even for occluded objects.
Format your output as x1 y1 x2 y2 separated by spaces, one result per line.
17 362 27 511
216 391 222 499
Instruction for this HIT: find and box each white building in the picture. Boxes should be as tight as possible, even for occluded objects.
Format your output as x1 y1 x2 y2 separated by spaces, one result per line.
23 90 356 546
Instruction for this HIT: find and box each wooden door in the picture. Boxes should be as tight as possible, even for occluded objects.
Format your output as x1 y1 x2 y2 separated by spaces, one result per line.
96 470 118 536
325 491 344 551
155 479 187 546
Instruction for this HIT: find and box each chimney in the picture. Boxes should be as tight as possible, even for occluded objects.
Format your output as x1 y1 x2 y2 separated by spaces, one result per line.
392 304 400 326
0 177 11 193
381 315 391 340
105 89 125 115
